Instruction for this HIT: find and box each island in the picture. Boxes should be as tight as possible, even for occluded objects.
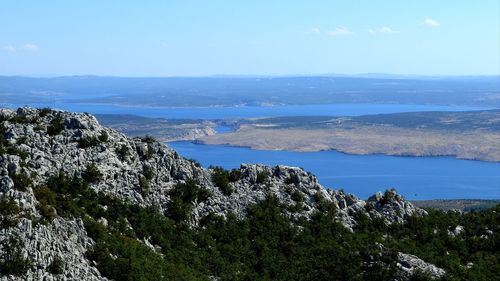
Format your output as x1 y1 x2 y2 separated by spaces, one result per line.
198 110 500 162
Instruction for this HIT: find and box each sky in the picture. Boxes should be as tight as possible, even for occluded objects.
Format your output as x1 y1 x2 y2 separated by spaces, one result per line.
1 0 499 76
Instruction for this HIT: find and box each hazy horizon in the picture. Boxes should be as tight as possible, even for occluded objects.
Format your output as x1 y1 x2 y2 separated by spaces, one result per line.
2 73 500 79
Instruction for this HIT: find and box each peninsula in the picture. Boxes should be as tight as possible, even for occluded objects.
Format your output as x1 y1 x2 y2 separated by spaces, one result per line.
199 110 500 162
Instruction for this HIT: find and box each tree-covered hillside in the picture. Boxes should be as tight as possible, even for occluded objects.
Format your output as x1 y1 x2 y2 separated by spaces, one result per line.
2 171 498 280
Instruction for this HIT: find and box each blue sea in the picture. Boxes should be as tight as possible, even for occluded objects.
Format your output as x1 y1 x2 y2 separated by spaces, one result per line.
169 141 500 200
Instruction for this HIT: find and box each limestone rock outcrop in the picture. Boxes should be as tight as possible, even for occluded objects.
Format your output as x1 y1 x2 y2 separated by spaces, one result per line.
0 107 437 280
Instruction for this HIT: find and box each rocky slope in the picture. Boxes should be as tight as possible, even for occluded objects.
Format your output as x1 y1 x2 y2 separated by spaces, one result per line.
0 107 439 280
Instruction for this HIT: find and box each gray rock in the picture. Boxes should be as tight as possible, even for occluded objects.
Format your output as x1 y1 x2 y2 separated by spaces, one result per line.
0 107 432 280
397 252 446 279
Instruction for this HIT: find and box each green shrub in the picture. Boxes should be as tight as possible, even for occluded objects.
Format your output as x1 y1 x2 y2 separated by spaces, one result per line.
197 187 212 203
38 107 52 117
10 170 33 191
47 115 64 136
228 169 242 182
172 151 179 159
0 196 20 228
143 164 155 180
6 146 29 160
285 174 300 185
409 269 434 281
98 131 109 142
380 189 397 205
256 170 269 184
33 124 45 131
9 114 37 124
211 166 233 195
34 185 59 222
37 201 57 222
287 201 305 213
145 144 154 160
86 237 203 281
83 217 107 241
47 256 64 275
138 176 150 195
82 164 102 184
165 195 192 223
34 186 57 206
37 174 95 220
290 190 305 203
312 191 324 203
166 180 209 222
313 191 337 214
0 235 32 276
15 136 27 145
78 136 100 148
116 144 129 161
142 135 156 144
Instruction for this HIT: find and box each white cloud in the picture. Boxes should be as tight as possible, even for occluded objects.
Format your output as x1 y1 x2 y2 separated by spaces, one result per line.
2 43 39 52
379 26 396 33
3 45 16 52
422 18 440 27
304 27 321 35
310 27 321 34
369 26 397 34
23 43 38 51
327 26 353 36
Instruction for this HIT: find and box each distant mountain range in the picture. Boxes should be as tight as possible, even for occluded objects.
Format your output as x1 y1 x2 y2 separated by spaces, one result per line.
1 75 499 108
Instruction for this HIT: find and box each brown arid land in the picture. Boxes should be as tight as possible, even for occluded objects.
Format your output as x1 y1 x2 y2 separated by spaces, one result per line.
198 110 500 162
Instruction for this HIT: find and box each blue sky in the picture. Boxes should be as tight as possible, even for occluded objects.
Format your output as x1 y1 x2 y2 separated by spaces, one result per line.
1 0 499 76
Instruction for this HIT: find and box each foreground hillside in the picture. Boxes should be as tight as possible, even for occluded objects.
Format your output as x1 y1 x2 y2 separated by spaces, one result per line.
0 108 498 280
200 110 500 161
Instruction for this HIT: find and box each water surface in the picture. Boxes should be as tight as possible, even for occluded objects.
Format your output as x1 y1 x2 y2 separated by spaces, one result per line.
169 141 500 200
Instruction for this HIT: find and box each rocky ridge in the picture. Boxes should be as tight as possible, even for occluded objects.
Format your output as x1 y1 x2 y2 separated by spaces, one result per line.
0 107 438 280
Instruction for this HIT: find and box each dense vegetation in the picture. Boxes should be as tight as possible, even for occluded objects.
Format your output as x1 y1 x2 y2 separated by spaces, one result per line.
2 169 495 280
210 166 241 195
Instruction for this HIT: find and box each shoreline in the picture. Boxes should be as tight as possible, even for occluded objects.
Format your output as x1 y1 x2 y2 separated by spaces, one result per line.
192 139 500 163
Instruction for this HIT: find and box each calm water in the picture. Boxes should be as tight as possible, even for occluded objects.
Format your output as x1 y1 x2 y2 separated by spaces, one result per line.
3 102 490 119
169 141 500 200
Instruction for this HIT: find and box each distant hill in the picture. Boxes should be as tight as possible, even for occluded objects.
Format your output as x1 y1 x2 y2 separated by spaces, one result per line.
94 114 217 142
1 75 499 107
411 199 500 212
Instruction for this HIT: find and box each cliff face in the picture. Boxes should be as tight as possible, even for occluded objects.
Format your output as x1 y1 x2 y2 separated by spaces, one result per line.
0 107 435 280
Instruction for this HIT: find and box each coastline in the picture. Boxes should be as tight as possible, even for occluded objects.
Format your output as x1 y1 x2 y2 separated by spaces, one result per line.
197 127 500 162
